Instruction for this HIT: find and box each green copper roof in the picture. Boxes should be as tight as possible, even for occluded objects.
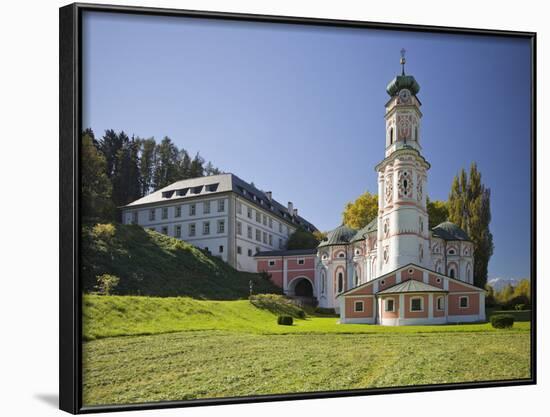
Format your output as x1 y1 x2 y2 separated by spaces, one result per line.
377 279 447 295
386 74 420 97
431 221 470 241
318 224 357 248
351 218 378 242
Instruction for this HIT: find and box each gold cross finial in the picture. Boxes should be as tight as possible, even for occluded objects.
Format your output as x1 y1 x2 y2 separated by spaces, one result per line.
400 48 406 75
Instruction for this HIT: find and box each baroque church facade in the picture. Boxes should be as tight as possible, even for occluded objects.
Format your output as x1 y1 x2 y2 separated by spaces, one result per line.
256 54 485 325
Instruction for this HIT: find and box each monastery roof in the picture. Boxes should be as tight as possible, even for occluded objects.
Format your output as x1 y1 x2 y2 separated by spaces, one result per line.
377 279 447 295
254 248 316 258
431 221 470 242
318 224 357 248
122 173 317 232
351 218 378 242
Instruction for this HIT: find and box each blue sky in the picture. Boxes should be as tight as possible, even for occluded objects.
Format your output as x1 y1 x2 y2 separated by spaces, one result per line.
82 12 532 281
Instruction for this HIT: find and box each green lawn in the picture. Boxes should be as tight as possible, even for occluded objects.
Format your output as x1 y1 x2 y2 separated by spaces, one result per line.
83 294 530 340
83 330 531 406
82 294 531 406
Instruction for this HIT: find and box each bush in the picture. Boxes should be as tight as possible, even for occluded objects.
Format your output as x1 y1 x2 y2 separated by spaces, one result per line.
490 314 515 329
95 274 120 296
314 307 336 315
277 315 293 326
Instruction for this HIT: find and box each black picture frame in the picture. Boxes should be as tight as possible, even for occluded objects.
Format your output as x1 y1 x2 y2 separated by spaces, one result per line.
59 2 537 414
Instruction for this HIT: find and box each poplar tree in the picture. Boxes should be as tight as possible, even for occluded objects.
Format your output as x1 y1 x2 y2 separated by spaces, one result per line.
448 163 494 288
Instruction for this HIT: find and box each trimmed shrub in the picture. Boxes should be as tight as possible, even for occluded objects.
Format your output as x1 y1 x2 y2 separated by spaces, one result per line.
314 307 336 315
490 314 515 329
277 315 293 326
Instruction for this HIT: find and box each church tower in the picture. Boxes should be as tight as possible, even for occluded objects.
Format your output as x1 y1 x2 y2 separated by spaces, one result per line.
376 50 431 276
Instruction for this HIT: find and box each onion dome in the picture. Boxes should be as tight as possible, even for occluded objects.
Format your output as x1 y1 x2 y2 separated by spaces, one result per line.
318 224 357 247
386 48 420 97
432 221 470 241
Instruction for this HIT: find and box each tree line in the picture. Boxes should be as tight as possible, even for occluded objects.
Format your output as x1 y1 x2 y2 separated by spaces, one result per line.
81 128 221 221
486 279 531 310
341 163 494 288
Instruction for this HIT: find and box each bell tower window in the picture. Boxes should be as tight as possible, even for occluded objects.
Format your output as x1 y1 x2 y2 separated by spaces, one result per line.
390 127 394 145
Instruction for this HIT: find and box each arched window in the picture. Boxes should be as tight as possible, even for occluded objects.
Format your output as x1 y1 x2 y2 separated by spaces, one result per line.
337 272 344 293
321 271 326 294
389 127 394 144
338 252 345 259
449 268 455 279
354 271 359 286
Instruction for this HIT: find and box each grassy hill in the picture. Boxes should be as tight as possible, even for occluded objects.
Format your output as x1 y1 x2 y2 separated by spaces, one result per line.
81 223 280 299
83 294 530 341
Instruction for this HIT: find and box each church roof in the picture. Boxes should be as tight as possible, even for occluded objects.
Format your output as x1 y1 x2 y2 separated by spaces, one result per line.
351 218 378 242
318 224 357 248
377 279 447 295
386 74 420 96
431 221 471 242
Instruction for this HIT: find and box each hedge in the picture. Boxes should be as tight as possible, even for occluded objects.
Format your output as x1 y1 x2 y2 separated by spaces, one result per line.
490 314 515 329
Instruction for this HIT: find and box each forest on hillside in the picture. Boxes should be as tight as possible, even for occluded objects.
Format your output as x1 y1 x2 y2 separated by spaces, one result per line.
81 128 222 221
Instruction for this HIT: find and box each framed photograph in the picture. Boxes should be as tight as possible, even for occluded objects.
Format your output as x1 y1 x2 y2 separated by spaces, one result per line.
59 2 536 414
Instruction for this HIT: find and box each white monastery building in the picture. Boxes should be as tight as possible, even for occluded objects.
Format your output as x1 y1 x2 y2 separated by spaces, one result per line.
121 173 316 272
255 53 485 325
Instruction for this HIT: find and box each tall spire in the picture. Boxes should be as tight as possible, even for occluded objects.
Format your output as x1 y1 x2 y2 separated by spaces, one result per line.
400 48 406 75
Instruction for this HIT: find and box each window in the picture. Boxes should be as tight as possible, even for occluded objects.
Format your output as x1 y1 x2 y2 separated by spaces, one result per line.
247 206 252 219
436 277 442 284
337 272 344 293
256 229 261 242
189 204 196 216
217 220 225 234
415 126 419 141
269 218 273 228
338 252 345 259
175 225 181 238
219 245 224 253
247 225 253 239
248 249 253 257
262 215 267 225
389 127 394 144
279 223 282 233
268 234 273 246
175 206 181 218
437 296 444 311
448 248 456 255
449 268 456 279
237 221 242 235
256 211 261 223
321 272 326 294
297 258 305 265
385 298 395 312
203 201 210 214
161 226 168 235
237 202 242 215
380 280 386 286
263 231 267 244
149 209 155 221
218 199 225 212
132 212 138 224
279 238 283 249
237 246 242 255
268 260 275 266
354 301 364 312
189 223 196 237
410 297 423 312
203 221 210 235
459 296 469 308
162 207 168 219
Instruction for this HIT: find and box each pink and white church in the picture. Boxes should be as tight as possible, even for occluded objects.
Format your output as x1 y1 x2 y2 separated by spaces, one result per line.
255 54 486 325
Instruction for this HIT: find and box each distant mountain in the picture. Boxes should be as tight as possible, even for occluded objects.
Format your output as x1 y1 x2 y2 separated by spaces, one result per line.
487 277 530 291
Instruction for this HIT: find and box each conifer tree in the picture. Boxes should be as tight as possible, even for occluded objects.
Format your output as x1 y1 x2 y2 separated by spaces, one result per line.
448 163 494 288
